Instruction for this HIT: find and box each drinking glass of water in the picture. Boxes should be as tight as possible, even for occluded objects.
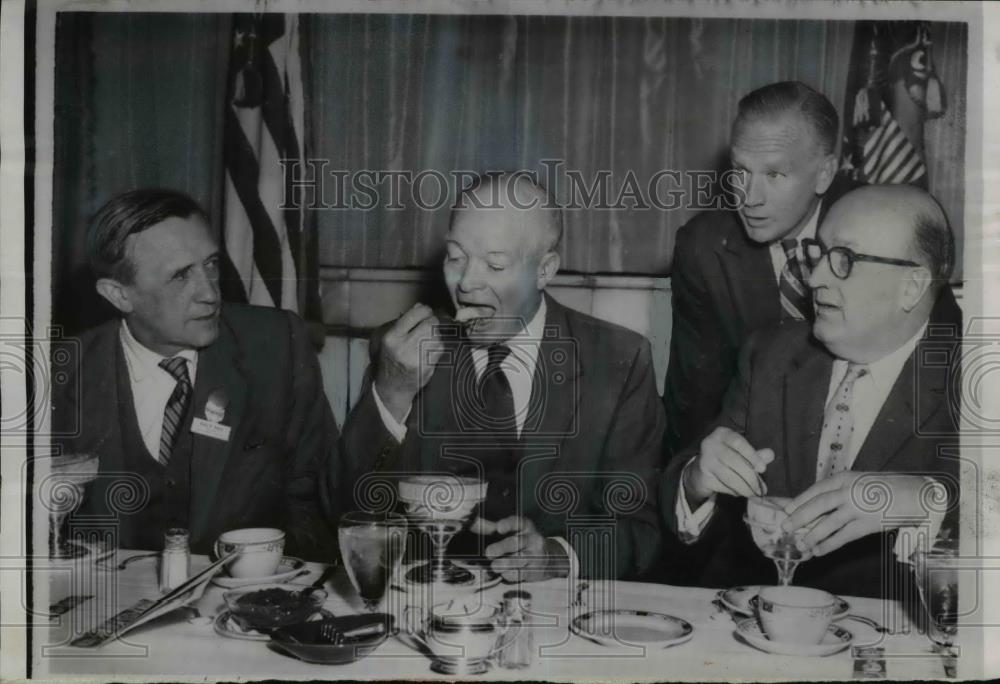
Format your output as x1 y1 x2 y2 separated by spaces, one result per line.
338 511 408 612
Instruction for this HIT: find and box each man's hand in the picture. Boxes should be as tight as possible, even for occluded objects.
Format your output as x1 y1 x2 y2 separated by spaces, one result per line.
373 303 445 423
683 426 774 508
470 516 569 583
781 472 934 557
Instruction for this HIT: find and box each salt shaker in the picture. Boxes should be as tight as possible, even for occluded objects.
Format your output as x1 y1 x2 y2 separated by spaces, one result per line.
159 528 190 592
499 590 533 669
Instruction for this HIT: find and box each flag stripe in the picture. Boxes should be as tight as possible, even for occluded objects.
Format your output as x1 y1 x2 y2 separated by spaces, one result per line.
224 106 285 307
223 12 314 317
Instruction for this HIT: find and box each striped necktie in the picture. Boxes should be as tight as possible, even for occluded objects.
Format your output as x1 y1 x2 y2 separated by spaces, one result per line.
815 363 869 482
158 357 193 466
779 238 812 320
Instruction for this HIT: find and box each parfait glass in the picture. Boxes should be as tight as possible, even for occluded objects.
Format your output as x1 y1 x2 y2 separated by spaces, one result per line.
40 453 100 559
397 475 487 587
338 510 408 612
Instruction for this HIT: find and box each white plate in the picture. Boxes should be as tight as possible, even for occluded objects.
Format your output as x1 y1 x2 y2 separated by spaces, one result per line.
719 586 849 619
571 610 694 649
211 556 307 588
735 617 852 657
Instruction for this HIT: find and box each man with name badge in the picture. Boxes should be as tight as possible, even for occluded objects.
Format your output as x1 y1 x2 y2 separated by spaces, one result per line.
52 189 340 561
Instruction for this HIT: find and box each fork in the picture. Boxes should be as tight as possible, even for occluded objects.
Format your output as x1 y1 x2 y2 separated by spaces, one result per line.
319 621 384 644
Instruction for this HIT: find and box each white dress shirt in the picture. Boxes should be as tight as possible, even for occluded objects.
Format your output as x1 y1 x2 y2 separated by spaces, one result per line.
767 201 821 283
675 323 945 560
119 320 198 462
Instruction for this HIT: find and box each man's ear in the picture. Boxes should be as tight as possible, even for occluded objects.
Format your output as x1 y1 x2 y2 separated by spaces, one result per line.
95 278 134 315
900 266 933 312
536 250 561 290
814 153 838 196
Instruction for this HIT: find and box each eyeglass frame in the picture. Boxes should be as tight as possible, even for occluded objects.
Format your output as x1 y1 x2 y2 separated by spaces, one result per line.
801 237 921 280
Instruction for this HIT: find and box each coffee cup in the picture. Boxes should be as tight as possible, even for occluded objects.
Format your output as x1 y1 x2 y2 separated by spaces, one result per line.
755 586 838 645
214 528 285 578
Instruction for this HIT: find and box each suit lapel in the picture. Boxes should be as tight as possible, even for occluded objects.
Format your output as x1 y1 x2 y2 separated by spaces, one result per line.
88 325 127 477
717 222 780 332
782 342 834 493
852 344 945 472
529 295 583 440
187 316 248 538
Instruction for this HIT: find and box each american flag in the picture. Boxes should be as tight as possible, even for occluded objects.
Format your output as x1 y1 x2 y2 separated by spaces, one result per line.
859 107 927 185
839 22 944 191
223 13 315 314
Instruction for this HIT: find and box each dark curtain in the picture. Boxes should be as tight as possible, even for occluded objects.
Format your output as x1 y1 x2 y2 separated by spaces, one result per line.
51 13 967 333
306 15 857 274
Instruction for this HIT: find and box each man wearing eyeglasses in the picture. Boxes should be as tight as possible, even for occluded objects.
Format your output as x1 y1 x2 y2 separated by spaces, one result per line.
661 184 961 599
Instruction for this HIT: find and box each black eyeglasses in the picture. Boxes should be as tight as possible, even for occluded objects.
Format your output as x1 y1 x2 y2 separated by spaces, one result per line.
801 238 920 280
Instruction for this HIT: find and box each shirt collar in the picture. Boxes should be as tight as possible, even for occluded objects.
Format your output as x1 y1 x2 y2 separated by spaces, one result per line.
119 319 198 382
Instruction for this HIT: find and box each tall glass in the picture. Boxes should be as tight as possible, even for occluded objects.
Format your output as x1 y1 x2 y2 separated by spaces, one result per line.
911 538 959 670
338 511 407 612
42 453 100 559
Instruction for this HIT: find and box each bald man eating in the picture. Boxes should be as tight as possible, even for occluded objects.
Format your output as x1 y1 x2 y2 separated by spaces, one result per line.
661 184 962 599
342 173 665 583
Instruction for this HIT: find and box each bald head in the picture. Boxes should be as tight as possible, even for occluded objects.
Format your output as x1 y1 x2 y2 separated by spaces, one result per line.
809 184 954 363
453 173 563 259
825 184 954 291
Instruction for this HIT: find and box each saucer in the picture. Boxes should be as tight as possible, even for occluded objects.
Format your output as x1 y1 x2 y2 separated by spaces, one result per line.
211 557 307 588
734 617 852 657
571 610 694 649
719 586 849 619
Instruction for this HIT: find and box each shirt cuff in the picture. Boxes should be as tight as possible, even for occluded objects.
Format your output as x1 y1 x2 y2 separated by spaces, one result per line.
676 457 716 543
550 536 579 579
893 478 948 564
371 382 410 444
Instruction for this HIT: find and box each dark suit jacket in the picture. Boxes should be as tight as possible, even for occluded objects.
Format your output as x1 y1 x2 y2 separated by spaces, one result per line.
663 184 857 460
341 294 665 580
53 304 340 561
661 290 962 598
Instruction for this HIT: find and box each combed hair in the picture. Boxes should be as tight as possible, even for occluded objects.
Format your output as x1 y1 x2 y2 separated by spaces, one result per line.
87 188 207 283
734 81 839 155
912 209 956 287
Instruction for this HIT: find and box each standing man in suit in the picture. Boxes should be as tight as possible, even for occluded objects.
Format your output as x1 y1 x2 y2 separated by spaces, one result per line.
342 174 665 582
54 189 339 561
664 81 849 460
661 184 961 599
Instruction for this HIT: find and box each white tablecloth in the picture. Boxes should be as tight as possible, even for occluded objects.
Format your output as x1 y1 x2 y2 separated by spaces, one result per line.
34 550 954 680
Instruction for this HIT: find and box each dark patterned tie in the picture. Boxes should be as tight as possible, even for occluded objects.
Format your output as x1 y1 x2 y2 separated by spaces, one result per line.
158 357 193 466
779 238 812 320
815 363 869 482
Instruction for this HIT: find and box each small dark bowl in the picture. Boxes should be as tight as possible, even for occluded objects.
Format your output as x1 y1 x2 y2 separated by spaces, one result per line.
270 613 395 664
223 584 327 632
